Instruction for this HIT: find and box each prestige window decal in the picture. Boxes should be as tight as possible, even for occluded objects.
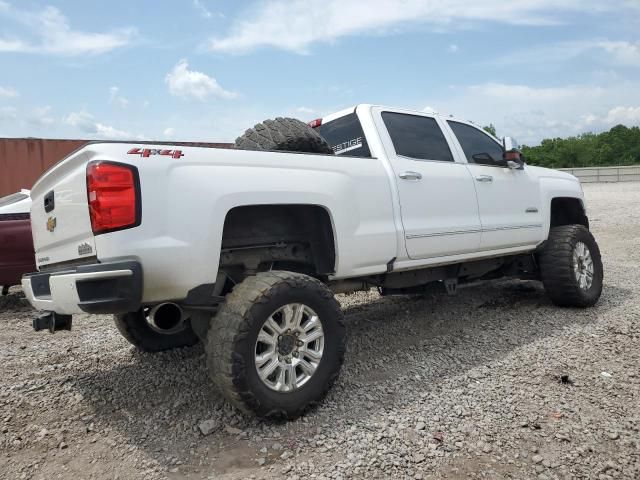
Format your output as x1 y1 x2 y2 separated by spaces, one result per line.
333 137 363 155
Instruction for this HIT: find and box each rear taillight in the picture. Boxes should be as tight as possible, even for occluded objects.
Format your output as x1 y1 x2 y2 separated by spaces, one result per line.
308 118 322 128
86 161 141 235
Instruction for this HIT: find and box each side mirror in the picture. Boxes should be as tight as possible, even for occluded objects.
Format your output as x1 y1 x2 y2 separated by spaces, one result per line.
502 136 524 170
503 136 520 151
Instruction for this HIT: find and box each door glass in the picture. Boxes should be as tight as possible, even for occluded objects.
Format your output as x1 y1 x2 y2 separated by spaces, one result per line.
382 112 454 162
448 121 505 166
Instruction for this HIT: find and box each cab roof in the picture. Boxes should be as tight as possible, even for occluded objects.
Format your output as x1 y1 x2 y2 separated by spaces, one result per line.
321 104 469 123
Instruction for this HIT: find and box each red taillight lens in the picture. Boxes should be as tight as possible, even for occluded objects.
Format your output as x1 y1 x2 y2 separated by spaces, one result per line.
86 161 140 234
308 118 322 128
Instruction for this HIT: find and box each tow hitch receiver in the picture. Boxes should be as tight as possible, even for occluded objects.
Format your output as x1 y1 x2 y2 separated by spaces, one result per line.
33 312 73 333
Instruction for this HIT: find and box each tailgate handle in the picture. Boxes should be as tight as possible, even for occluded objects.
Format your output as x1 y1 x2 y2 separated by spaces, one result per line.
44 191 55 213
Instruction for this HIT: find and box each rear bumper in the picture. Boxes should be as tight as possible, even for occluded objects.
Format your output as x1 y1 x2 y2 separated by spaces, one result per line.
22 260 142 315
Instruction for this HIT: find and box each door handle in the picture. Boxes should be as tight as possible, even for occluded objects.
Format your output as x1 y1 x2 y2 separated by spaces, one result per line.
399 171 422 180
475 175 493 182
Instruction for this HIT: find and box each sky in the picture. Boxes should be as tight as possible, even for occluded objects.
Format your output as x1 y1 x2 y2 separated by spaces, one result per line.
0 0 639 145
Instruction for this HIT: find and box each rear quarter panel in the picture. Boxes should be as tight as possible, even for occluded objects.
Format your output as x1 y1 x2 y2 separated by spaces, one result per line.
89 144 398 303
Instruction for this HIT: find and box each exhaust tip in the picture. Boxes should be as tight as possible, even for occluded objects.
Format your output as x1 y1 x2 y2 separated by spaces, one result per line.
148 303 184 333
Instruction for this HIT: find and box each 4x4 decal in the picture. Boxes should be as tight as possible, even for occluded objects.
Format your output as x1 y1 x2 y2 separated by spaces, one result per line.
127 148 184 159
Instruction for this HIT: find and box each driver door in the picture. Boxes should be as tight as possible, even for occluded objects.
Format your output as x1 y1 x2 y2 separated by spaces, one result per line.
445 121 544 250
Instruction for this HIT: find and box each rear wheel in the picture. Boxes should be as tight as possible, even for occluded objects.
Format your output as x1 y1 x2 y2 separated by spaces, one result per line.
114 308 200 352
539 225 603 307
206 271 346 419
235 117 334 154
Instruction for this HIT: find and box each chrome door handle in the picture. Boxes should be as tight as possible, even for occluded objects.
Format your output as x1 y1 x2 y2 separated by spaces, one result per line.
399 171 422 180
475 175 493 182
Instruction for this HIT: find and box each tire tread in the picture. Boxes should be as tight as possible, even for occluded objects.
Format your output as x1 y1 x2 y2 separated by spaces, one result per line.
206 271 345 419
539 225 603 307
235 117 334 155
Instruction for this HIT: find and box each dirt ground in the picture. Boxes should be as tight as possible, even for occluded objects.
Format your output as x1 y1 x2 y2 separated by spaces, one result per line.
1 182 639 480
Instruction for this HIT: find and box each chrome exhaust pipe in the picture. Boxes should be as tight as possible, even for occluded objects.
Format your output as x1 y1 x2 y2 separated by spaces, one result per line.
148 302 185 333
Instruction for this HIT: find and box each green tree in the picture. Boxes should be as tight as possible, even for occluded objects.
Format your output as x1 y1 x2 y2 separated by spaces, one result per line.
520 125 640 169
483 124 497 137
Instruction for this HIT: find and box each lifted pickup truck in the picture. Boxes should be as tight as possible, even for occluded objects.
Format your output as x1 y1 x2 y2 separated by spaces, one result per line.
23 104 603 418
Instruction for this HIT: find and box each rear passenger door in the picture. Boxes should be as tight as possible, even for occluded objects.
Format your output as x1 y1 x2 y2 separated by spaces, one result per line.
373 108 482 260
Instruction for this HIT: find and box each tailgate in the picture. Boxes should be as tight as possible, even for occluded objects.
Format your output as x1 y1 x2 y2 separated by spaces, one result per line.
30 149 97 269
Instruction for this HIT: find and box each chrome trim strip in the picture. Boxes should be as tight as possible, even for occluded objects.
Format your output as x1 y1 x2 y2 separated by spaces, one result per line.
406 229 482 239
406 224 542 240
483 224 542 232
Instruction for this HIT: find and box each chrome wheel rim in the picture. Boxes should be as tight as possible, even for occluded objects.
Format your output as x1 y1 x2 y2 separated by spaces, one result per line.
573 241 594 290
254 303 325 392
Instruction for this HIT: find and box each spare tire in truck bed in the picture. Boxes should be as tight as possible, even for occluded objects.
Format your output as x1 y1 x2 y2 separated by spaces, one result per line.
235 117 334 154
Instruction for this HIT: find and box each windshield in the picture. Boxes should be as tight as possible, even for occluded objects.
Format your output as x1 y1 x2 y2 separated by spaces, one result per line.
317 113 372 157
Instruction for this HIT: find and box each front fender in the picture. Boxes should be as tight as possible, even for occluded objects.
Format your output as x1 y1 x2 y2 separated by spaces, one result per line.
536 173 585 238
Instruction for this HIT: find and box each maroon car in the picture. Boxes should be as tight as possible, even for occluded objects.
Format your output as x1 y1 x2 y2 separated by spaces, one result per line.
0 190 35 295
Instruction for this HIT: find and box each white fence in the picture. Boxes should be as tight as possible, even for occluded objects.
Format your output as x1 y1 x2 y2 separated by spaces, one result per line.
558 165 640 183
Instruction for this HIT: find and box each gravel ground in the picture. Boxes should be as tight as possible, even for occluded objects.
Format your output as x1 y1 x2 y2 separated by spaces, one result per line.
1 182 639 480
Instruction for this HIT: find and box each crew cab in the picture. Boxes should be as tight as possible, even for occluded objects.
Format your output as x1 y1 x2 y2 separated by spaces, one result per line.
22 105 603 418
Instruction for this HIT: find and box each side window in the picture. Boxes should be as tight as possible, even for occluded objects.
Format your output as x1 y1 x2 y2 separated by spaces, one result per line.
448 121 505 166
382 112 454 162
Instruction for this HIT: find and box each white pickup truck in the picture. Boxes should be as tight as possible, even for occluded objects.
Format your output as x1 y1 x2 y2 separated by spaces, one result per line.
22 104 603 418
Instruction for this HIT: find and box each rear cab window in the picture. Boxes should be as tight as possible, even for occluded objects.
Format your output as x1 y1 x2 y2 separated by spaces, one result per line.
317 113 372 157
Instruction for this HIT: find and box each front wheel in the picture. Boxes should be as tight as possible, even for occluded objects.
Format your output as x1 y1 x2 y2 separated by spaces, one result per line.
539 225 603 307
206 271 346 419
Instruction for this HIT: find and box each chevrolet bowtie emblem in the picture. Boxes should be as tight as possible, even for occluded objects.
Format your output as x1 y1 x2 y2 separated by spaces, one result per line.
46 216 57 232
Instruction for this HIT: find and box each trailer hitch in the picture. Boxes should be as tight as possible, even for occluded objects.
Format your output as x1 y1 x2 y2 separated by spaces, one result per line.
32 312 73 333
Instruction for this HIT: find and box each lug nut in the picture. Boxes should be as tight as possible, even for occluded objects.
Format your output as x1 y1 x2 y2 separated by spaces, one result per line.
292 351 299 358
297 340 303 347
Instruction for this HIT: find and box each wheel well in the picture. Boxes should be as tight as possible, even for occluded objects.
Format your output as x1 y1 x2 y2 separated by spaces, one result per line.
550 197 589 229
219 204 336 280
